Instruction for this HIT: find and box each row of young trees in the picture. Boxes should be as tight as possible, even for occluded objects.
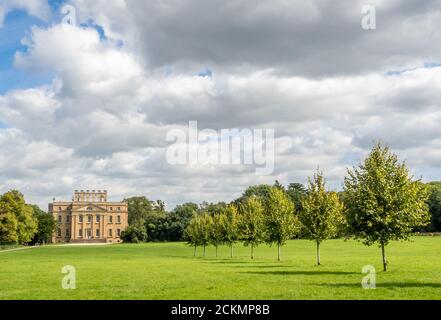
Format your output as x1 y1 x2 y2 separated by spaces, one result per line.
184 143 430 271
184 172 344 263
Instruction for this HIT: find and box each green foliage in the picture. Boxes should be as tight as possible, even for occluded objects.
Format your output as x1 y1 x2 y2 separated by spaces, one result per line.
0 191 37 245
426 182 441 231
235 184 274 207
158 203 198 241
30 205 56 245
210 214 227 256
300 170 344 242
344 142 430 271
238 196 266 251
184 214 201 248
0 202 19 244
121 226 148 243
299 170 344 264
223 205 239 245
264 187 299 252
286 183 307 213
127 196 165 227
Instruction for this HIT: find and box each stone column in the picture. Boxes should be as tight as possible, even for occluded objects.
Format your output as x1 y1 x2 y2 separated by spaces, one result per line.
71 215 76 241
91 214 94 239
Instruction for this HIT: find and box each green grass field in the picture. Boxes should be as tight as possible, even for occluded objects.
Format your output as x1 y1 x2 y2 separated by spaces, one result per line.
1 237 440 300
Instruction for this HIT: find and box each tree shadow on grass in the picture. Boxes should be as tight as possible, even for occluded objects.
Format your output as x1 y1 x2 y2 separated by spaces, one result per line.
205 260 258 264
240 270 358 276
320 282 441 289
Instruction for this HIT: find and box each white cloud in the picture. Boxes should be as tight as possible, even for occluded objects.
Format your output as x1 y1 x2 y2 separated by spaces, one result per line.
2 1 441 209
0 0 50 26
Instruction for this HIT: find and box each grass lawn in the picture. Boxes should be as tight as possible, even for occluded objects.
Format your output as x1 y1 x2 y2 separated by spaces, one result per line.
0 237 440 300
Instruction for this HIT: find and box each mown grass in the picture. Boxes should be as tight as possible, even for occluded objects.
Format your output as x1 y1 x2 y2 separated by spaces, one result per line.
0 237 440 300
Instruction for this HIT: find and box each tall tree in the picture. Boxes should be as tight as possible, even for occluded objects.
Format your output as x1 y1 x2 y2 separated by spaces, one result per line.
286 183 307 213
344 142 430 271
0 191 37 244
264 187 299 261
0 202 19 244
126 196 157 226
299 170 344 265
238 196 266 259
30 205 56 245
426 182 441 232
235 184 273 207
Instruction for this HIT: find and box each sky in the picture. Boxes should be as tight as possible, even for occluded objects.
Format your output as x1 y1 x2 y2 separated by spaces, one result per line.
1 0 441 210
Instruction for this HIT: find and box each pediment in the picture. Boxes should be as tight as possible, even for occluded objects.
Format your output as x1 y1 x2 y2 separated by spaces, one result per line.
75 203 107 212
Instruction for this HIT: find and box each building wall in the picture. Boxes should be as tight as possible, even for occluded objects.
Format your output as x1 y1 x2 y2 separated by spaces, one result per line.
49 191 128 244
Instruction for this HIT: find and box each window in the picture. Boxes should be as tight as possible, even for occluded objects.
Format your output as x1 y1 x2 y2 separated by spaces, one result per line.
79 229 83 237
109 207 113 211
96 229 100 237
58 215 62 223
109 229 113 237
79 215 83 223
67 215 70 223
66 229 70 237
117 207 121 211
96 215 100 223
117 229 121 237
117 215 121 223
87 215 91 223
57 228 61 237
109 215 113 223
58 207 62 211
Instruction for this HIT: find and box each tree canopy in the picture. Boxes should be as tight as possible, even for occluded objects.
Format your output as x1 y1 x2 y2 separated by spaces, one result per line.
344 142 430 271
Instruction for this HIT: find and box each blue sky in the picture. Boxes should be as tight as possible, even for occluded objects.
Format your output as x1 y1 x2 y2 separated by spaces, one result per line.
0 0 66 94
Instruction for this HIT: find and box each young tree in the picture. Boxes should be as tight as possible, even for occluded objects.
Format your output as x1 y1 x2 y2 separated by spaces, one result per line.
223 204 240 258
184 215 201 256
238 196 265 259
299 170 344 265
210 214 226 258
198 214 212 257
264 187 299 261
344 142 430 271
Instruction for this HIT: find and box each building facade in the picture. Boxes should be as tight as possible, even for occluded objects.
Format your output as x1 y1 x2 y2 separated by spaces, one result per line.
49 190 128 244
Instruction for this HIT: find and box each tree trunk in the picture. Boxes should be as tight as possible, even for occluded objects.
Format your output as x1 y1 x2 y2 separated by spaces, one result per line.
203 245 206 257
381 242 387 272
230 244 234 258
251 244 254 260
215 245 218 258
316 240 321 265
277 243 281 262
194 245 197 257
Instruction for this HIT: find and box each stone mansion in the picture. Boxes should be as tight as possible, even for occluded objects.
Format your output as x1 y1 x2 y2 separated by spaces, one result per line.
49 190 128 244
